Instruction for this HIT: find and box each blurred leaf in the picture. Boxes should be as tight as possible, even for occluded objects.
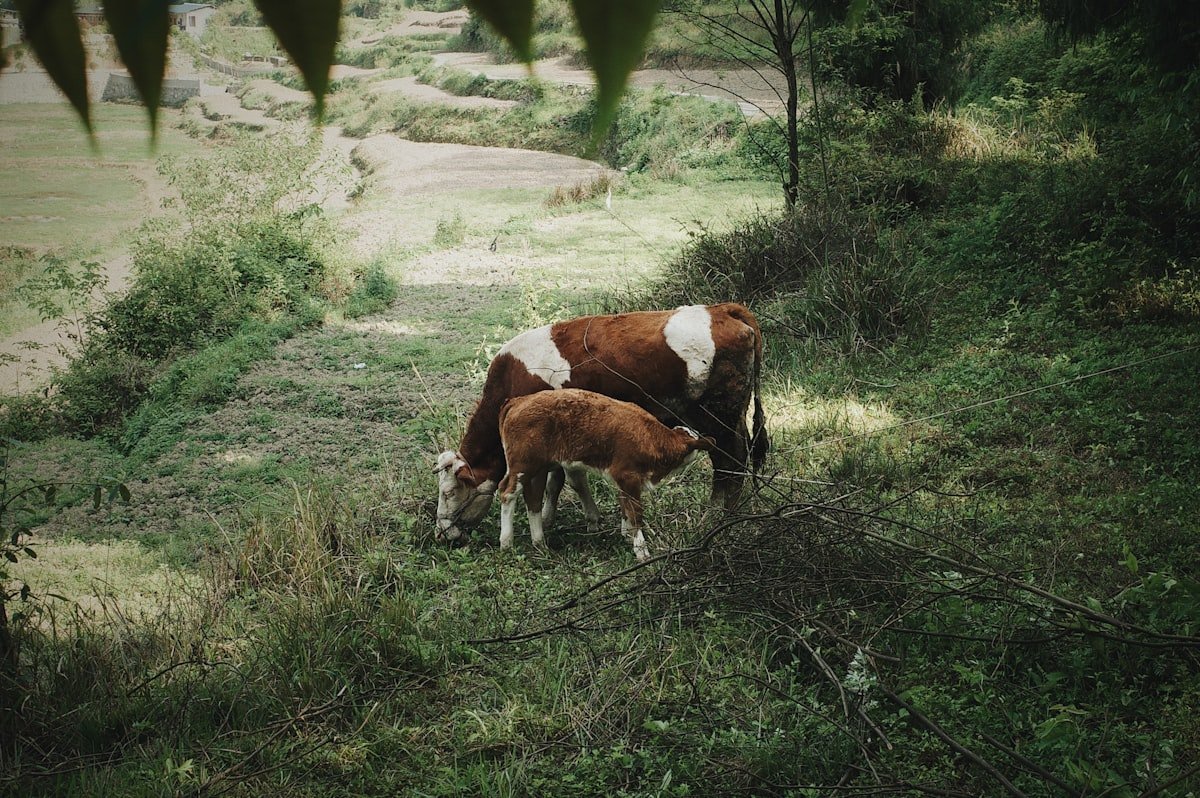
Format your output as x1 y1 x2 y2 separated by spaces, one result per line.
847 0 870 28
43 485 57 505
15 0 91 132
569 0 661 146
92 485 102 509
253 0 342 119
23 547 36 559
465 0 535 63
102 0 170 132
3 551 16 564
118 484 131 503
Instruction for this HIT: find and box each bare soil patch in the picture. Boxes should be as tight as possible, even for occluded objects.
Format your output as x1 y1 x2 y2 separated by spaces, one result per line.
371 75 518 111
432 52 787 116
354 9 468 45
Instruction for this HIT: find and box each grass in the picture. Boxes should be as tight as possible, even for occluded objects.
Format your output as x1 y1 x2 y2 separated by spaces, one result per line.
0 104 194 336
4 17 1200 797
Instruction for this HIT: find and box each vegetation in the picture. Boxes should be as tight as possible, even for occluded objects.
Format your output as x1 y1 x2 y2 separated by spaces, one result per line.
2 1 1199 796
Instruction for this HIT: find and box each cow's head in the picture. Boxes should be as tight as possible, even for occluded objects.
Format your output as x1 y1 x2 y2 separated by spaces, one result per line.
433 450 496 543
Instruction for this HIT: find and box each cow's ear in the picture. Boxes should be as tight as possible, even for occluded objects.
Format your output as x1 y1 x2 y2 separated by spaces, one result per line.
456 464 481 488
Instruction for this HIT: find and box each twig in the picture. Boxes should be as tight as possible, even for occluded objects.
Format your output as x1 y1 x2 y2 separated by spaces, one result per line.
880 684 1029 798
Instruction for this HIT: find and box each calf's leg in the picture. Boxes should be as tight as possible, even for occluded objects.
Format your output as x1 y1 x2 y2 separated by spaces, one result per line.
541 466 565 527
523 470 549 549
615 478 648 561
498 472 522 550
564 467 601 533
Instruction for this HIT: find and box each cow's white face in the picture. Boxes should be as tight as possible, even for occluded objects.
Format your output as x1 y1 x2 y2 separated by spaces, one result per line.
434 450 496 542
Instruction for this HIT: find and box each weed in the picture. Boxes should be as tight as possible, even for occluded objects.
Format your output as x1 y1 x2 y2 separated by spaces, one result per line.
544 172 618 209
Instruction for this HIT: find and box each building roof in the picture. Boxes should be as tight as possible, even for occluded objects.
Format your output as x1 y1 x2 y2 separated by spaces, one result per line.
168 4 216 12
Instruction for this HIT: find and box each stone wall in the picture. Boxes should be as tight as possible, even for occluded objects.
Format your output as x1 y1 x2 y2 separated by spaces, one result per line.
101 72 201 106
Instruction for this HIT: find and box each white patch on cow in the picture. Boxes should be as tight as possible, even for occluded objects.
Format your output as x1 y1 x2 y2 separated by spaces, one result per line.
498 324 571 388
664 305 715 400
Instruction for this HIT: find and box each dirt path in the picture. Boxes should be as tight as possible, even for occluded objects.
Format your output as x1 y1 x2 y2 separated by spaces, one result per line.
432 52 787 117
2 12 775 395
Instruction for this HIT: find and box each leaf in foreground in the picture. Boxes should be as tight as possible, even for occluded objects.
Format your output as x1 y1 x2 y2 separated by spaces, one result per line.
465 0 536 63
102 0 171 132
570 0 662 145
253 0 342 118
14 0 91 132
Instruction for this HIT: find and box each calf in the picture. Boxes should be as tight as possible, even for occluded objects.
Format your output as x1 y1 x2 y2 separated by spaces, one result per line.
435 303 767 544
496 388 714 560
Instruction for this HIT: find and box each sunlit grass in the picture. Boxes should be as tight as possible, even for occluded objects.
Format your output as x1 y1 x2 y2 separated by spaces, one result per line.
12 538 196 622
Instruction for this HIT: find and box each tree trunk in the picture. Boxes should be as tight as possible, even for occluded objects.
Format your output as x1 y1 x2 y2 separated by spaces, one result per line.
775 0 800 208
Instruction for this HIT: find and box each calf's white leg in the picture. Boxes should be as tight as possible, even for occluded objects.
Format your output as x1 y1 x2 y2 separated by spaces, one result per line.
622 518 649 562
499 480 521 550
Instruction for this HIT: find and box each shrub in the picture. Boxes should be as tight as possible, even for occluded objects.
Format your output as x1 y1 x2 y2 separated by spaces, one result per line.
344 260 399 319
627 203 933 346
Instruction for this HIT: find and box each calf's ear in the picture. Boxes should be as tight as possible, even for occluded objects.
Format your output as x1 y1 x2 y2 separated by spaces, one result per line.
456 464 482 488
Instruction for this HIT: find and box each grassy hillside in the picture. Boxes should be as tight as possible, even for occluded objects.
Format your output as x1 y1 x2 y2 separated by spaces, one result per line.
2 6 1199 797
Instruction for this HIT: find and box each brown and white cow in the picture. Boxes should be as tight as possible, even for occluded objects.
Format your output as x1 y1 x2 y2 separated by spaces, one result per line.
434 303 767 543
497 389 716 560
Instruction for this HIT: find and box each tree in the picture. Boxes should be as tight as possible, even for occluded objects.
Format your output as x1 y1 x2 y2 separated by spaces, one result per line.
664 0 815 208
1036 0 1200 72
808 0 995 106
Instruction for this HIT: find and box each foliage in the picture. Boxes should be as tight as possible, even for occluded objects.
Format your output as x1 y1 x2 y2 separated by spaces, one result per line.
1 132 336 440
623 201 934 346
10 0 665 141
810 0 999 106
0 441 129 754
1036 0 1200 71
343 259 400 319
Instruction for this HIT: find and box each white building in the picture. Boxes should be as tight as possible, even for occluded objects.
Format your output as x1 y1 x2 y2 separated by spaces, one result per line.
168 4 216 38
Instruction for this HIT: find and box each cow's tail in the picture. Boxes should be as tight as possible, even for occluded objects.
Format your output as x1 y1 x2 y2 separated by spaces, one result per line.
727 304 769 472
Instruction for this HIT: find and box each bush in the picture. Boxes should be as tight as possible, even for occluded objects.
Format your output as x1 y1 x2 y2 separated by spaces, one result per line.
18 133 338 439
627 203 933 345
344 260 399 319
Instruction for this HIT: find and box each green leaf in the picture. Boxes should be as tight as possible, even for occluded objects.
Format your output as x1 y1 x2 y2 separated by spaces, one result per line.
846 0 871 29
92 485 102 509
465 0 535 63
253 0 342 119
23 547 36 559
118 484 131 503
15 0 91 132
43 484 57 505
3 551 16 564
569 0 661 146
103 0 171 132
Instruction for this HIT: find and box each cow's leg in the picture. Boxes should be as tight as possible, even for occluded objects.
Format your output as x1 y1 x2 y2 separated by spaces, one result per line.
498 472 523 550
709 418 749 509
565 467 601 532
541 465 565 528
523 470 549 550
616 478 648 561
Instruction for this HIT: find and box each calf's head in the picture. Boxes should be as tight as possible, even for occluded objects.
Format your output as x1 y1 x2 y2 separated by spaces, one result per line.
433 450 497 542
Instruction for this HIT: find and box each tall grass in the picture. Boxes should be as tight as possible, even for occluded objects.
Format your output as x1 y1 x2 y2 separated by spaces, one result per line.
620 202 935 348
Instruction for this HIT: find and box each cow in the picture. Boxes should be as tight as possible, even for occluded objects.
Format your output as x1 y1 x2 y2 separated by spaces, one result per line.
497 389 716 559
434 303 767 543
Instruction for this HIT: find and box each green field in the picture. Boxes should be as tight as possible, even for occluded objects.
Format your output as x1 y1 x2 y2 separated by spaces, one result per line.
2 4 1199 796
0 104 193 338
